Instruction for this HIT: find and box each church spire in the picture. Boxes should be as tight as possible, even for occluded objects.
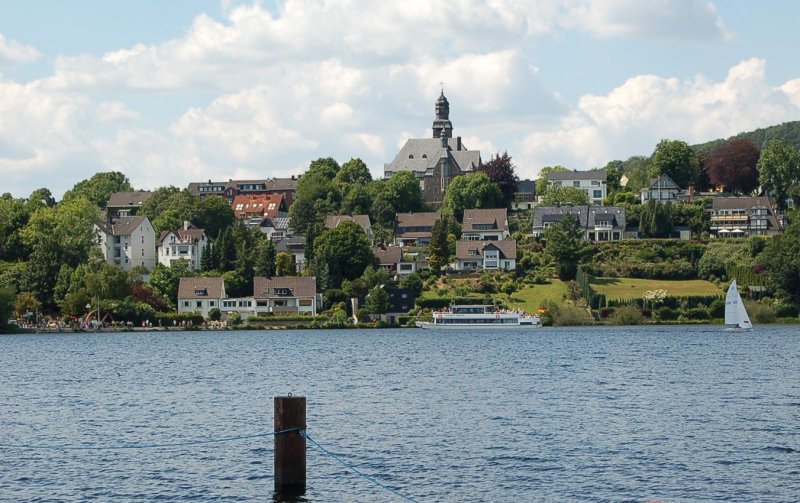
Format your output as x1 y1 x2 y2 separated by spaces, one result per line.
432 88 453 139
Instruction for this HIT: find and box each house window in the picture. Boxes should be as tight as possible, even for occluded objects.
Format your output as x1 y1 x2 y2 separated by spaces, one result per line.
196 301 202 308
210 301 216 307
593 190 602 198
573 181 580 187
194 288 208 296
299 299 312 306
183 301 190 307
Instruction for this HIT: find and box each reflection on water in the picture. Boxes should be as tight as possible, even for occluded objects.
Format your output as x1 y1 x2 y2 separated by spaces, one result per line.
1 326 799 502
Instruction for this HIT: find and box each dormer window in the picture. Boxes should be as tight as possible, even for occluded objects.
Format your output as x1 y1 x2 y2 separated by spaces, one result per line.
408 154 414 159
275 288 290 295
194 288 208 296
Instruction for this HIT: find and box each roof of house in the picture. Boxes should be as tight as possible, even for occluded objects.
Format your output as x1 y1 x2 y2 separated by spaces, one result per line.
275 236 305 252
231 194 285 219
532 206 626 229
95 216 150 236
324 214 371 232
516 179 536 194
372 245 402 265
106 191 152 209
395 212 440 228
455 240 516 260
177 276 225 299
711 195 777 210
259 216 292 230
253 276 317 298
546 170 608 182
157 227 207 246
226 178 299 191
462 208 508 233
384 138 481 176
644 173 681 191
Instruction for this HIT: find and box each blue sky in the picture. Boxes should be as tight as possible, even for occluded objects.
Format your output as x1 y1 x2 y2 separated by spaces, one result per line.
1 0 800 198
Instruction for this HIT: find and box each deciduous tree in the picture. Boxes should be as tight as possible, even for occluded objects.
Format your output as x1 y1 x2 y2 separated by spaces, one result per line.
477 152 518 206
707 139 760 194
443 172 504 221
757 139 800 210
650 139 699 189
544 214 590 281
540 186 590 206
313 220 376 288
61 171 133 209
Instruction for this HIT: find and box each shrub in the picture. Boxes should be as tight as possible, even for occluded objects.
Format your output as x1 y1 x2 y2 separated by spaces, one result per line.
552 304 594 326
708 299 725 318
208 307 221 321
227 311 241 325
654 306 680 321
608 305 646 325
683 308 710 320
745 301 776 324
599 307 615 318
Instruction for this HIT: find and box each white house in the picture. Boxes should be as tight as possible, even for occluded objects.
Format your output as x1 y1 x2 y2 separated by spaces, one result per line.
454 240 516 271
545 170 607 205
461 208 510 240
177 277 226 319
252 276 321 315
641 173 681 203
157 222 210 270
94 216 156 271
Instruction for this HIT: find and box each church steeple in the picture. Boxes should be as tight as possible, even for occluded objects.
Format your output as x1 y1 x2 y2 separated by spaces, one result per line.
432 88 453 139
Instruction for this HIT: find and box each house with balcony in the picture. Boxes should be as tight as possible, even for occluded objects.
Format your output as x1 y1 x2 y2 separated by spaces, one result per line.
252 276 321 315
512 179 536 211
157 222 210 270
94 216 156 271
532 206 626 241
258 217 292 242
373 245 417 276
188 177 299 208
187 180 228 200
710 196 784 237
177 277 225 319
545 170 607 205
641 173 681 203
454 240 516 271
325 215 373 243
461 208 509 241
394 212 440 247
275 236 306 272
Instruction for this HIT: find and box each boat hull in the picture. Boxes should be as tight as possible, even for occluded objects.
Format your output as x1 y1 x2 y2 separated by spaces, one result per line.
415 321 542 329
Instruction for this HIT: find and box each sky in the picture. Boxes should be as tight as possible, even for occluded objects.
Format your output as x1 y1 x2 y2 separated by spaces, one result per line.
1 0 800 199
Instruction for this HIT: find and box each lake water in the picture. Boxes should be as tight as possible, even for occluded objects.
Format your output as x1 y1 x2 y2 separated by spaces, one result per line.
1 326 799 502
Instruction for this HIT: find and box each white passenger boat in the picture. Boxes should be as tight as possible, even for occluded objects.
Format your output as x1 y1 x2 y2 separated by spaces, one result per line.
415 305 542 329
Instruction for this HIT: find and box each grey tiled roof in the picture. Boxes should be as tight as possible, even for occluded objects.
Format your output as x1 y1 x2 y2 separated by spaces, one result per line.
455 240 516 260
532 206 626 230
95 216 149 236
253 276 317 299
106 191 152 208
384 138 480 175
276 236 305 252
646 173 681 190
178 277 225 299
158 227 207 246
546 170 607 182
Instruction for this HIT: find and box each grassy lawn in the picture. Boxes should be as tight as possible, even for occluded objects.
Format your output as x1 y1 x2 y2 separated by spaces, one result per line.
504 280 569 312
590 277 722 300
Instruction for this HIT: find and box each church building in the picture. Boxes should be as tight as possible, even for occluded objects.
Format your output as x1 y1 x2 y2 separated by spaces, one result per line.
384 91 481 204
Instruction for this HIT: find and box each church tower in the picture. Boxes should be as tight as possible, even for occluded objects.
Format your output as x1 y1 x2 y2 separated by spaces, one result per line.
432 90 453 139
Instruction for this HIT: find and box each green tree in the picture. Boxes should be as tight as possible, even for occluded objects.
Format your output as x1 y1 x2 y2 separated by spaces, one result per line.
544 215 590 281
27 188 56 211
61 171 132 209
275 252 295 276
195 195 234 239
214 226 236 271
0 286 14 329
307 157 340 180
0 196 31 261
477 152 518 206
761 218 800 306
428 216 451 272
254 237 276 277
602 161 624 196
400 272 423 296
757 139 800 211
365 285 390 314
443 172 504 221
650 139 699 189
639 200 674 238
313 220 376 288
14 292 41 319
149 260 195 306
288 171 340 234
540 186 590 206
140 187 199 234
335 158 372 186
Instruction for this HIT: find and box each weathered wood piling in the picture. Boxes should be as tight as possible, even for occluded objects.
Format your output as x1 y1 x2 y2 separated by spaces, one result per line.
274 395 306 496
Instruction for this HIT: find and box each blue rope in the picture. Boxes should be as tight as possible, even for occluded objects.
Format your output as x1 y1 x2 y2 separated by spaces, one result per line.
304 432 420 503
0 427 304 451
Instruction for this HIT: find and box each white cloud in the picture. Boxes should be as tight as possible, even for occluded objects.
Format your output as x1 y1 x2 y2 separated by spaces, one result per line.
564 0 731 42
517 58 800 178
0 33 40 65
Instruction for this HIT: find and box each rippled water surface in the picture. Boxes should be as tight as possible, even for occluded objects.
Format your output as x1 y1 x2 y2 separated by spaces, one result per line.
2 326 799 502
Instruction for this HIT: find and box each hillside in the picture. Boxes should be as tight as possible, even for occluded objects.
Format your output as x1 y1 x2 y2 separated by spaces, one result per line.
691 120 800 155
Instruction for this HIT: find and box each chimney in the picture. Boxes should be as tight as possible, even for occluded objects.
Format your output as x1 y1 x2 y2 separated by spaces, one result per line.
183 220 190 230
457 136 462 150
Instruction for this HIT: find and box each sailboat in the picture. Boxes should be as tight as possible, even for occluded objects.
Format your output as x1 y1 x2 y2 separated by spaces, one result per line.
725 280 752 330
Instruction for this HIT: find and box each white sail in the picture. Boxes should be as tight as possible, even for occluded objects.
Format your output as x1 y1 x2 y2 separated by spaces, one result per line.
725 280 752 329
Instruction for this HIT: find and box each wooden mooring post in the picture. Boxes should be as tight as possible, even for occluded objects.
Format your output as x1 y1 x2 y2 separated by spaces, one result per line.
274 395 306 496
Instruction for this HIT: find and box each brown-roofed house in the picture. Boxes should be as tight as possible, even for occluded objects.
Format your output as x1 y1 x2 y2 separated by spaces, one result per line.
231 194 287 224
454 240 516 271
324 215 373 242
253 276 320 315
394 211 440 247
177 277 226 318
461 208 509 241
106 191 152 217
710 196 784 237
94 216 156 271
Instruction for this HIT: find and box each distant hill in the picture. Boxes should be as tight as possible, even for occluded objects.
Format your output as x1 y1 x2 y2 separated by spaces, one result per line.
691 120 800 155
